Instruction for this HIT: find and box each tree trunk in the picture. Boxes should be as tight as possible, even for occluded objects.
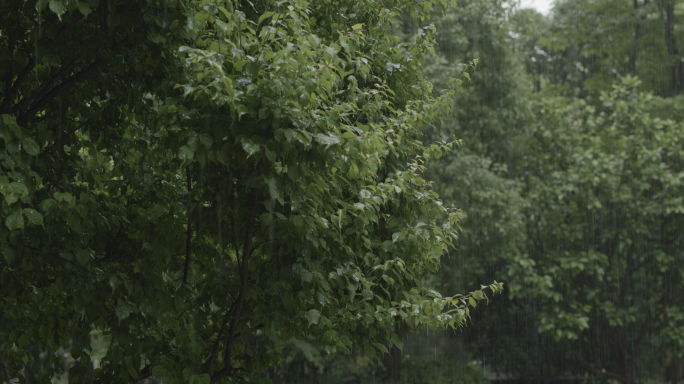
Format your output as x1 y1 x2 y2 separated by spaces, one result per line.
629 0 649 73
383 325 403 382
666 350 684 384
659 0 682 95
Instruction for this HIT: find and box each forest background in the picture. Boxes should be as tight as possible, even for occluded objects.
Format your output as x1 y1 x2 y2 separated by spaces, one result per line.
277 0 684 383
1 0 684 384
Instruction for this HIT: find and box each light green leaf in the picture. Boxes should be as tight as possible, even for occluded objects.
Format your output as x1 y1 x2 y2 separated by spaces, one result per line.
5 211 24 230
306 309 320 326
315 133 341 147
178 145 194 161
77 2 91 16
5 193 18 205
241 139 260 158
24 209 43 225
258 12 275 25
115 304 131 320
36 0 50 11
22 138 40 156
49 0 67 18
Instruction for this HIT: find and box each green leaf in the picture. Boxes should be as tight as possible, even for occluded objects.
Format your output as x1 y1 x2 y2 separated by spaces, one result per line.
5 211 24 230
390 333 404 350
258 12 276 26
178 145 194 161
77 2 92 17
372 342 389 354
49 0 67 18
75 249 90 265
40 198 56 213
5 193 18 205
217 6 232 20
241 139 260 158
315 133 341 148
151 365 166 378
199 134 213 148
115 304 131 320
36 0 50 11
306 309 320 326
24 209 43 225
300 268 313 283
22 138 40 156
0 176 8 193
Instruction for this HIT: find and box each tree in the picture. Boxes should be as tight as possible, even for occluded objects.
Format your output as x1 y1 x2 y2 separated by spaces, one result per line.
0 1 502 383
531 0 684 97
513 76 684 383
0 0 189 381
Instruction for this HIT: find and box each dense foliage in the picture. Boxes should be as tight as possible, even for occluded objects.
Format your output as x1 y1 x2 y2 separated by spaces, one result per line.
0 0 504 383
515 77 684 382
6 0 684 383
293 0 684 382
422 1 684 383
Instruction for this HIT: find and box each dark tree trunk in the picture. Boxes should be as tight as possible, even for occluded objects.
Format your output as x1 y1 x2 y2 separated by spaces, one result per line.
629 0 649 73
383 325 403 382
666 351 684 384
659 0 682 95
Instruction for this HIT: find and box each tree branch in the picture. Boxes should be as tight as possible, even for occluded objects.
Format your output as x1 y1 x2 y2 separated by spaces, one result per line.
211 185 261 383
38 99 122 159
13 60 77 115
3 32 14 115
0 12 84 115
25 245 94 274
231 214 241 270
204 303 236 374
19 58 103 125
249 239 274 255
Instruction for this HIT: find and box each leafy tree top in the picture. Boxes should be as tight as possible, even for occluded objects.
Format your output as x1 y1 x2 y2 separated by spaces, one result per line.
0 1 501 383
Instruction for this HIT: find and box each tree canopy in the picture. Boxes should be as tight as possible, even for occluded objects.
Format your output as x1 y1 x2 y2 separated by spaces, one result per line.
0 1 502 383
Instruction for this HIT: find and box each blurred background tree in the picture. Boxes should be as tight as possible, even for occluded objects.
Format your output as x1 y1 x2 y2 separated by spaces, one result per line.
274 0 684 383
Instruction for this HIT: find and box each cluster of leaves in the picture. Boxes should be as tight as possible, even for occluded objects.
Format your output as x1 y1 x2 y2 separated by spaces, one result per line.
511 76 684 381
516 0 684 97
0 0 502 383
398 0 684 381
